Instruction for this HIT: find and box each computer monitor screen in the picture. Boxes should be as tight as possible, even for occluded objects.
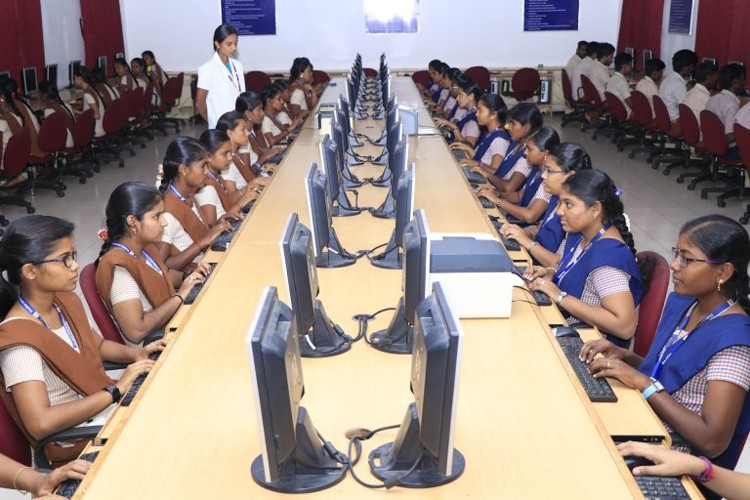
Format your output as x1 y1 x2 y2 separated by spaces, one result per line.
68 60 81 87
368 281 465 486
44 64 58 87
319 134 341 205
246 286 346 492
280 213 319 339
395 163 415 248
97 56 107 77
304 163 332 258
643 50 654 70
728 60 744 67
625 47 635 59
702 57 717 67
21 67 38 96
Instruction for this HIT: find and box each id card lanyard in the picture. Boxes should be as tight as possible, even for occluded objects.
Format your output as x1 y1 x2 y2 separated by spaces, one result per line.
111 241 164 276
18 296 78 350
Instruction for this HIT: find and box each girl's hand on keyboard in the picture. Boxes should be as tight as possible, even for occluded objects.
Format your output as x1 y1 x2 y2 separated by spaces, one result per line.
579 339 626 363
36 458 92 497
588 357 650 390
524 265 553 281
502 224 533 249
139 339 167 360
176 271 205 297
117 359 156 393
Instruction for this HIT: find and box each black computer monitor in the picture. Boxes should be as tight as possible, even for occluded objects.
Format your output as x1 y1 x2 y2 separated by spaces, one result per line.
21 67 38 97
44 64 58 87
0 70 9 81
369 281 465 487
369 209 430 354
68 60 81 87
280 213 351 358
370 161 415 270
702 57 717 67
371 118 402 185
370 134 406 217
331 121 363 188
728 60 744 67
114 51 124 61
246 286 346 493
319 134 360 216
642 49 654 70
304 163 358 268
96 56 107 77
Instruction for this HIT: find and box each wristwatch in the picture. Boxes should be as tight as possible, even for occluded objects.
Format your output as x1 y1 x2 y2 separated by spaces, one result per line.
641 378 665 400
103 384 122 404
555 291 568 305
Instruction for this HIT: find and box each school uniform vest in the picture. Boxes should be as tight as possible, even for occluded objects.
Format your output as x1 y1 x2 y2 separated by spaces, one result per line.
163 188 209 244
0 292 112 465
534 196 566 254
205 174 233 212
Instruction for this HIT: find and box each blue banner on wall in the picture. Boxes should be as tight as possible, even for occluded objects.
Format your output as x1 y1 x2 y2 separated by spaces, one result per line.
668 0 693 34
524 0 579 32
221 0 276 36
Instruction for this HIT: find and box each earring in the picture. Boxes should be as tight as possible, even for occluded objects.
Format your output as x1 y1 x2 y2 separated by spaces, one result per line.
717 279 723 292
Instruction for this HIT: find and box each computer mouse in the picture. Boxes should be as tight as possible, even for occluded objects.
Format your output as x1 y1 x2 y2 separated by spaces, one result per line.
554 326 580 338
623 455 654 471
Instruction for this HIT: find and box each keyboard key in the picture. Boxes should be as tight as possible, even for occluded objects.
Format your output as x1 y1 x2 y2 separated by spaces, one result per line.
634 476 690 500
55 451 100 498
556 335 617 403
461 165 487 185
184 263 218 305
478 196 495 209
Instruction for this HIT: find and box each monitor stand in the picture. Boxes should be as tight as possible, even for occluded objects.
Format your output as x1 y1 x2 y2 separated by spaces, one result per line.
369 232 402 270
251 407 347 493
369 403 465 488
315 227 358 268
369 298 412 354
369 190 395 219
332 189 362 217
299 300 351 358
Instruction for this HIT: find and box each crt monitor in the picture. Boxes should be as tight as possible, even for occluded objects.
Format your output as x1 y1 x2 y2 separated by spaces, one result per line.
368 281 465 487
68 60 81 87
44 64 58 87
96 56 107 77
642 50 654 71
246 286 346 493
304 163 358 268
319 134 360 216
21 67 38 97
369 209 430 354
280 213 350 358
370 161 415 270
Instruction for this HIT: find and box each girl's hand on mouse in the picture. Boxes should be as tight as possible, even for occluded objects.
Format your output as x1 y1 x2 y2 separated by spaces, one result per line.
616 442 707 477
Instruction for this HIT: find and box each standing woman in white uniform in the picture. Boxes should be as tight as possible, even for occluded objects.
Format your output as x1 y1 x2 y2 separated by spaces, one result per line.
196 24 245 129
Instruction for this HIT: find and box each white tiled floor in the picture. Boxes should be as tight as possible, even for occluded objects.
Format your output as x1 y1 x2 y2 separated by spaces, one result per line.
0 114 749 498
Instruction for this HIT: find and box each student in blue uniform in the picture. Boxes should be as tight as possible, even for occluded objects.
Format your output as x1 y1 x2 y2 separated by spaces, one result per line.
582 215 750 486
527 169 644 346
434 75 482 147
501 142 593 268
450 94 509 174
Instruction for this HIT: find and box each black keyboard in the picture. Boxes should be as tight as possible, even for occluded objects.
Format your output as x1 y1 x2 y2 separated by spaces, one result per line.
478 196 495 209
461 165 487 185
183 262 218 305
120 350 162 407
556 335 618 403
634 476 690 500
452 148 468 161
531 290 552 306
55 451 100 498
210 220 241 252
241 200 255 215
499 232 521 252
266 152 285 165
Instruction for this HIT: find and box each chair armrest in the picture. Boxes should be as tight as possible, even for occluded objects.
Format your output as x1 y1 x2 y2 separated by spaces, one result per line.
34 425 103 469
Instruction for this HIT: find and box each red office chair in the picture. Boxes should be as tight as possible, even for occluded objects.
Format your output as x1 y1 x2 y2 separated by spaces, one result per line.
61 107 95 182
80 263 125 345
649 95 684 167
0 128 34 214
735 123 750 224
691 110 744 206
312 70 330 85
244 70 272 93
153 75 182 133
633 251 670 358
675 103 710 184
580 75 614 139
121 88 148 150
411 70 431 88
604 91 637 152
507 67 539 102
465 66 490 93
27 111 67 198
93 96 128 167
627 91 659 159
0 398 31 466
560 68 588 130
363 67 378 78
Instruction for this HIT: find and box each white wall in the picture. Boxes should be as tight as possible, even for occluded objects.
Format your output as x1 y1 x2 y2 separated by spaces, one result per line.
659 0 700 75
40 0 85 88
120 0 623 73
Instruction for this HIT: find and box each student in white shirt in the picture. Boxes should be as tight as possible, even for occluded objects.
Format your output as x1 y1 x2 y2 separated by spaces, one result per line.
606 53 634 117
216 111 268 199
114 57 136 95
571 42 599 100
635 58 665 114
566 41 588 82
288 57 318 120
735 102 750 130
38 82 76 148
73 67 106 138
705 63 746 158
682 62 718 121
589 43 615 101
196 24 245 129
659 49 697 136
260 83 302 146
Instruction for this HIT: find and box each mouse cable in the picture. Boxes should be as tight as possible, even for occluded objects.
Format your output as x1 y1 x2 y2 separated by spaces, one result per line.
345 425 423 489
352 307 396 345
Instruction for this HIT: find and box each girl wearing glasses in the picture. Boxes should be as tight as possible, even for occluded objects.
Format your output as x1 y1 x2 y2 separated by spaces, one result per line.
97 182 210 346
527 169 645 346
0 215 162 465
580 215 750 479
476 127 560 225
500 142 593 268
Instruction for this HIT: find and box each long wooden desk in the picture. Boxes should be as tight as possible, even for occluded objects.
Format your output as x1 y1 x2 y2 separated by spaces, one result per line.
76 77 701 498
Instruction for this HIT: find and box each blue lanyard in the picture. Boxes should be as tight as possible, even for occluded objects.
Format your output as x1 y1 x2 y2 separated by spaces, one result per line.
541 200 558 227
207 171 226 192
18 296 79 350
650 299 735 379
111 242 164 276
225 61 240 92
555 225 610 285
169 183 188 204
